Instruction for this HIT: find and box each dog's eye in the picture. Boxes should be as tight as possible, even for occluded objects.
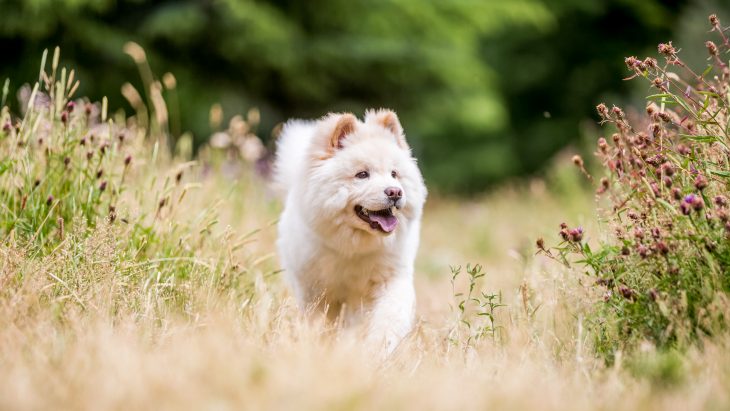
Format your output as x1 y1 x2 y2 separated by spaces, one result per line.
391 170 398 178
355 171 369 179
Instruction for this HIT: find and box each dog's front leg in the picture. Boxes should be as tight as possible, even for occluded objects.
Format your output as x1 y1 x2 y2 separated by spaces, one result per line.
365 275 415 356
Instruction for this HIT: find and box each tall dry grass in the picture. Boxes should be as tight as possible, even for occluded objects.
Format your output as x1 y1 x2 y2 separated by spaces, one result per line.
1 46 730 411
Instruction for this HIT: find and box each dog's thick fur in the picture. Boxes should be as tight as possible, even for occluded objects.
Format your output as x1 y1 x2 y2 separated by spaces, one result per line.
274 109 427 354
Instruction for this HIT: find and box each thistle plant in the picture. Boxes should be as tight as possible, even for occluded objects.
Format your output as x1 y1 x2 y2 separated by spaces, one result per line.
541 14 730 358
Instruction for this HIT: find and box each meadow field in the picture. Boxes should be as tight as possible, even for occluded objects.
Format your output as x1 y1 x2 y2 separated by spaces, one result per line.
3 30 730 410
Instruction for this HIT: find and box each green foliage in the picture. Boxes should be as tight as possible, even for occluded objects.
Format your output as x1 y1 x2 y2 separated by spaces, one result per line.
0 49 262 314
543 15 730 358
627 349 686 387
449 263 505 349
0 0 688 192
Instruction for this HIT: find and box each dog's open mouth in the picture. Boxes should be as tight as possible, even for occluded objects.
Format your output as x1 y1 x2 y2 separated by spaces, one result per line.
354 205 398 233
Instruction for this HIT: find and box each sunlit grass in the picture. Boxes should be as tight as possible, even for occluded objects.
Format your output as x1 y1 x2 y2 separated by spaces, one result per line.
2 41 730 410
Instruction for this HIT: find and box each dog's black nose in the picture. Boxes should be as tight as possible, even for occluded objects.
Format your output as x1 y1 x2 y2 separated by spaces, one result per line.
384 186 402 200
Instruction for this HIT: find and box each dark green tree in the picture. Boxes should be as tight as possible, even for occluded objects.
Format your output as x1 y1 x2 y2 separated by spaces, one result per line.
0 0 690 192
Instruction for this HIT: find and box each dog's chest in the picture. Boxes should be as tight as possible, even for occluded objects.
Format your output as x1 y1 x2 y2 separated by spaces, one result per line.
302 248 399 303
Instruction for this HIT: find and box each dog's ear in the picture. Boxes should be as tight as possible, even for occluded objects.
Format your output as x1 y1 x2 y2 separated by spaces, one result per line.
328 113 358 150
365 109 408 148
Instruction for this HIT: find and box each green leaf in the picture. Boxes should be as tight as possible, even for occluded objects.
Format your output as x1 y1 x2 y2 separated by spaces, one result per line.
679 134 720 143
657 198 677 213
709 169 730 178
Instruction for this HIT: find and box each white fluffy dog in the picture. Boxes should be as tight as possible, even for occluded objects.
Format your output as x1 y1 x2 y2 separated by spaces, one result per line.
274 109 427 354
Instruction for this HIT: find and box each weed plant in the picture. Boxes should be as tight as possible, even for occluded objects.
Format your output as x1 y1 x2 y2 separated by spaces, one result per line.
0 48 263 320
541 14 730 359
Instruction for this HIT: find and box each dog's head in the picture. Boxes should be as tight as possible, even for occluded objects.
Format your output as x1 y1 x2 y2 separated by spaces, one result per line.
303 109 426 248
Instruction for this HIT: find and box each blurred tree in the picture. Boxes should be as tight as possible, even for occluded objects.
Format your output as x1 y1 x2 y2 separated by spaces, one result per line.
0 0 691 192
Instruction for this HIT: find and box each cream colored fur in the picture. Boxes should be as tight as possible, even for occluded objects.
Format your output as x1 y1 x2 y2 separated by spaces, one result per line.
274 109 427 355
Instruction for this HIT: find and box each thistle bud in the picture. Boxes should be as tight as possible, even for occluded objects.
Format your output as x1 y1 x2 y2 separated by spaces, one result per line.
625 56 640 69
597 137 608 153
637 245 650 259
706 41 719 56
694 174 708 190
643 57 658 69
710 14 720 29
663 176 672 188
680 201 692 215
99 181 107 192
683 194 704 211
46 195 54 206
650 182 661 198
597 177 610 194
619 285 635 300
124 155 132 166
572 155 584 168
536 238 545 251
661 162 675 176
658 42 676 56
658 112 671 123
651 227 661 239
646 154 664 167
651 123 661 138
611 106 624 119
714 195 727 208
568 227 584 242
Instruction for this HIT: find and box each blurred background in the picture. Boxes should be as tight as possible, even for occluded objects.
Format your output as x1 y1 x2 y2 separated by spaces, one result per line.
1 0 729 193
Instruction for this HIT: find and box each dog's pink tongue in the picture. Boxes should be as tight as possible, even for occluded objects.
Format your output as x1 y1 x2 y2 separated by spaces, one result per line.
370 214 398 233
